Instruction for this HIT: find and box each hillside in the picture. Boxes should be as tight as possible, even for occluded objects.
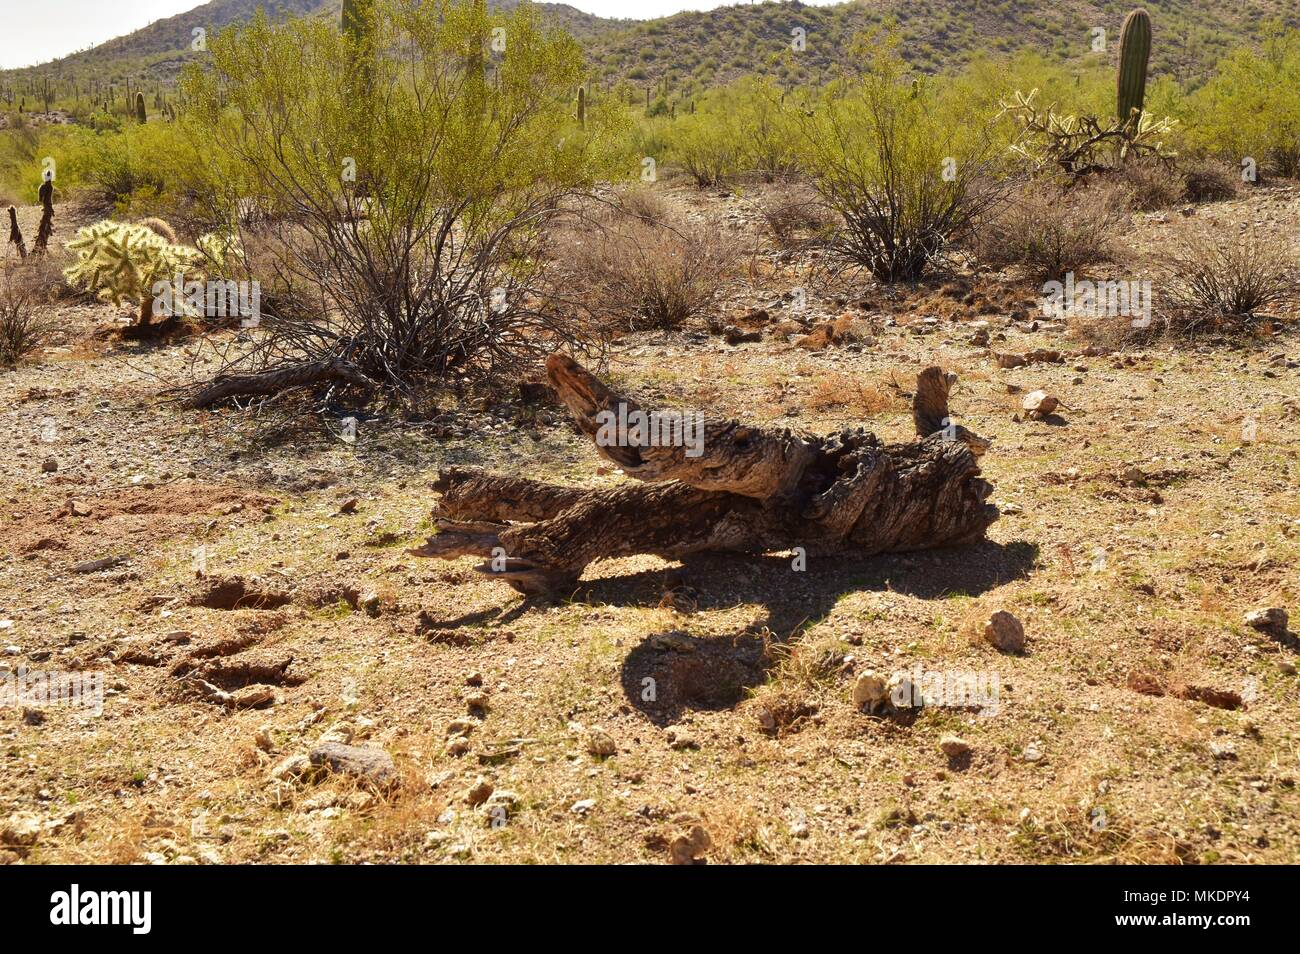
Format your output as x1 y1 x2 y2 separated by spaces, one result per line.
3 0 1298 91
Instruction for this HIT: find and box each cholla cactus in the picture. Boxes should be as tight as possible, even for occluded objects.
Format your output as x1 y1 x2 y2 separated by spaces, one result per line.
63 220 204 325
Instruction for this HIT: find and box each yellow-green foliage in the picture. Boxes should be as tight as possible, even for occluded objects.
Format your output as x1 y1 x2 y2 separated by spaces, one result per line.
63 220 204 308
663 78 802 185
1183 27 1300 176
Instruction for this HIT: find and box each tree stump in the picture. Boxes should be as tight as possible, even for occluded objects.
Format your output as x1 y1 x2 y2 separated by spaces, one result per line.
410 355 998 595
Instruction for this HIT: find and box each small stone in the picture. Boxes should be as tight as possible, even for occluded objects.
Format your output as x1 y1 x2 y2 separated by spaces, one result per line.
359 592 380 617
1244 607 1288 639
254 724 276 752
41 458 58 473
851 671 888 712
1022 741 1043 763
464 776 493 807
337 498 359 515
308 742 397 788
21 708 44 727
586 727 618 758
887 671 921 709
1022 390 1059 418
984 610 1025 653
445 736 470 757
464 691 489 712
465 671 483 687
569 798 596 816
1209 741 1237 760
940 735 971 758
669 824 712 864
1 814 42 847
446 717 479 737
666 726 697 750
268 753 311 783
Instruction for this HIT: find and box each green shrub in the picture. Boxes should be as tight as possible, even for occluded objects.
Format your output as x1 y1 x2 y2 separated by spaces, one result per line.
1183 28 1300 177
793 37 1003 282
173 0 625 407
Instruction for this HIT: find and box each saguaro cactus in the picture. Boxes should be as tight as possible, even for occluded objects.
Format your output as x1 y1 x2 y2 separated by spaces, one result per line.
1117 9 1151 126
34 177 54 253
134 91 147 124
577 86 586 127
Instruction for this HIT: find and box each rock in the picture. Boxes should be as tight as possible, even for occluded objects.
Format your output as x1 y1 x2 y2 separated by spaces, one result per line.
994 351 1027 369
1120 465 1146 485
465 671 483 687
851 671 889 712
1021 390 1059 419
359 591 381 617
254 724 276 752
319 721 354 745
337 498 359 515
41 458 58 473
669 824 712 864
446 717 479 737
940 735 971 758
1244 607 1288 639
73 555 128 574
21 708 44 726
1209 741 1237 761
984 610 1025 653
464 691 489 712
969 328 990 347
445 736 470 757
586 727 618 758
482 790 520 824
666 726 697 750
1022 741 1044 763
569 798 596 816
268 753 311 783
308 742 397 788
1 814 42 848
464 776 493 807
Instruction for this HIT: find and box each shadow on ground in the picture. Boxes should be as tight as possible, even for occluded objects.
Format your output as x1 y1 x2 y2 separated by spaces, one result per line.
595 538 1039 725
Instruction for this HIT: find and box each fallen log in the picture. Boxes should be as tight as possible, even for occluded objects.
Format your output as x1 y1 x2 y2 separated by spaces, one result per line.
183 358 374 409
410 354 998 595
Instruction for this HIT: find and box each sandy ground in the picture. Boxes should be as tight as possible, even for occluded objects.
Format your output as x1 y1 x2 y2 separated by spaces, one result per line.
0 182 1297 864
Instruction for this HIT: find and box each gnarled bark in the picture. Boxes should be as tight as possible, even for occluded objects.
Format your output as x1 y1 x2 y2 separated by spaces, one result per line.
411 354 998 595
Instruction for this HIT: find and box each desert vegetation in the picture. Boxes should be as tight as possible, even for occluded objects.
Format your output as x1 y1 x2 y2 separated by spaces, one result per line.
0 0 1297 870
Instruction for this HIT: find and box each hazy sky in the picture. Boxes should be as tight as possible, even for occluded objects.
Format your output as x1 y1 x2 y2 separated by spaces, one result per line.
0 0 845 69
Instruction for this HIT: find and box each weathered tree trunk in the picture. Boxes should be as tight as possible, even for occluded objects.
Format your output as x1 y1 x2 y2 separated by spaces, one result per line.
6 206 26 259
411 354 998 596
33 179 53 254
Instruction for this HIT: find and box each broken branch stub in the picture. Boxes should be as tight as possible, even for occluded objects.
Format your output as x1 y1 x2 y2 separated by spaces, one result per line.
411 354 998 595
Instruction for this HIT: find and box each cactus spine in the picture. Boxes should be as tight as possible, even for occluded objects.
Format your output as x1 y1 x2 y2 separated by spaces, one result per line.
1117 9 1151 127
135 91 146 124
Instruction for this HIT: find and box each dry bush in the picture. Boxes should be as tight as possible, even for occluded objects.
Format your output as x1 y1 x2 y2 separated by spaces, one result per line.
805 373 898 416
611 185 670 225
0 265 51 366
1157 227 1298 335
972 180 1124 282
1180 160 1239 204
759 186 837 248
1107 159 1184 211
557 212 740 332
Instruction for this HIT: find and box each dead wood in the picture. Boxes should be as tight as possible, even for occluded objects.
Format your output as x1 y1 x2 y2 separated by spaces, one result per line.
183 358 375 409
6 206 26 259
411 354 998 596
